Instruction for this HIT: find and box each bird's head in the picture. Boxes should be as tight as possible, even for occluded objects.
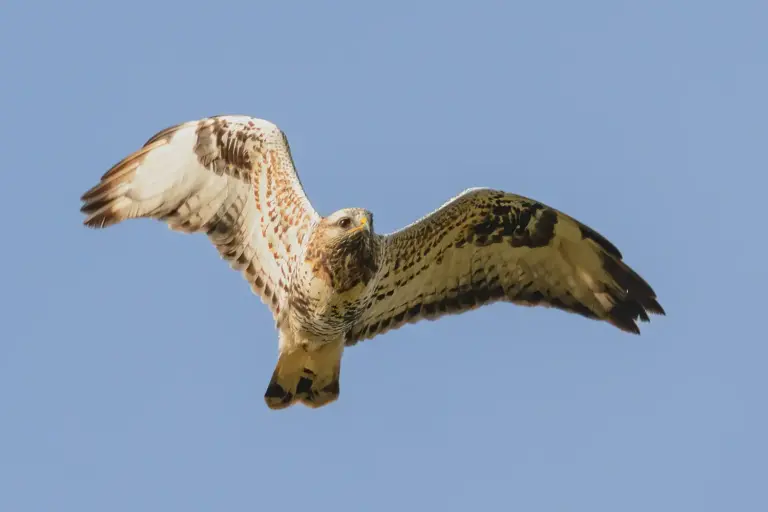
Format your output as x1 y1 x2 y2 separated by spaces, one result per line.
322 208 375 240
307 208 374 255
307 208 379 291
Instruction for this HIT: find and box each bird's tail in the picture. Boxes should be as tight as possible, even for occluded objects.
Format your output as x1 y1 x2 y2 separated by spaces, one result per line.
264 342 343 410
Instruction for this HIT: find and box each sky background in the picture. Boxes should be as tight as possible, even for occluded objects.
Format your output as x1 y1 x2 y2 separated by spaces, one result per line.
1 1 766 511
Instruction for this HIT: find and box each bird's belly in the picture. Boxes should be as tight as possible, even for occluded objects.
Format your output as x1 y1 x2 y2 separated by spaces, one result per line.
288 280 367 343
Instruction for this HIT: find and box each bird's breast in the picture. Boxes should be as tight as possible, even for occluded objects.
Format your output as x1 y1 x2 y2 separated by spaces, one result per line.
286 262 370 341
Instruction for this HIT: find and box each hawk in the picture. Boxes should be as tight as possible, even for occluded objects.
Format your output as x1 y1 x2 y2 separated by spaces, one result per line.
80 115 665 410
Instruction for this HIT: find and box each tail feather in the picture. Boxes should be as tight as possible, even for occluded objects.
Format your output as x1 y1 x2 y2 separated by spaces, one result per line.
264 342 343 410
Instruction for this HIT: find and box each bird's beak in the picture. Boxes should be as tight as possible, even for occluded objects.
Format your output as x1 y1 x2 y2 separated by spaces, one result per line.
352 216 369 234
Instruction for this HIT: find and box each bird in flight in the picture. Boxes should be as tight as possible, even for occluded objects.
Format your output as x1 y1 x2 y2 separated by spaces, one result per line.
80 115 665 410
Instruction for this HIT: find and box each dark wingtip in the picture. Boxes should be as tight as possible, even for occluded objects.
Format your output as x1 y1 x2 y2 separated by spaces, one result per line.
598 251 665 334
80 194 119 229
646 299 666 316
608 300 649 334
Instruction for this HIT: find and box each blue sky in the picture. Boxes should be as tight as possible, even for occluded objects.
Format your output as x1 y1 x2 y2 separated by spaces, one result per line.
1 1 766 510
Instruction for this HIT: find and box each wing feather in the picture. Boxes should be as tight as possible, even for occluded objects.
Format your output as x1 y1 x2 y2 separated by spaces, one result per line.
80 115 320 317
346 188 664 345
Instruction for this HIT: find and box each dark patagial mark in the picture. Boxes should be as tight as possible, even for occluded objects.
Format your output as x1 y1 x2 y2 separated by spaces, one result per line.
509 206 557 248
192 118 253 181
464 201 558 250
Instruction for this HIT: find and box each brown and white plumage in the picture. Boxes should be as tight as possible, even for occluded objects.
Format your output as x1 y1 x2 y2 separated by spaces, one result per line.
81 116 318 318
346 188 664 345
81 115 665 410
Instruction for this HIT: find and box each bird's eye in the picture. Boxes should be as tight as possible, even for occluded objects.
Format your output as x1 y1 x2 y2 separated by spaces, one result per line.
338 217 352 229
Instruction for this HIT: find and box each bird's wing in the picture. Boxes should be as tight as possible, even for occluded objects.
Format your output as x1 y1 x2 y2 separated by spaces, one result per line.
80 115 320 318
346 188 664 345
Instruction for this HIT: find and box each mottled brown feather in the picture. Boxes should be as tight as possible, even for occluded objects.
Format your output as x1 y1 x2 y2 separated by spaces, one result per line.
79 115 319 318
346 188 664 345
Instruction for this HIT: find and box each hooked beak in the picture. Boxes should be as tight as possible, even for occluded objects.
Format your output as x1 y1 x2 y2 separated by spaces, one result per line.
351 216 370 234
355 216 368 232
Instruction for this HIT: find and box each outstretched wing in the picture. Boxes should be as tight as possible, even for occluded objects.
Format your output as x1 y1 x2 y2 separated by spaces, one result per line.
80 115 320 317
346 188 664 345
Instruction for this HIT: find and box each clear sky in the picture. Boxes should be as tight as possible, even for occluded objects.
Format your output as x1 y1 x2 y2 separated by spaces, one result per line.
1 1 766 511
